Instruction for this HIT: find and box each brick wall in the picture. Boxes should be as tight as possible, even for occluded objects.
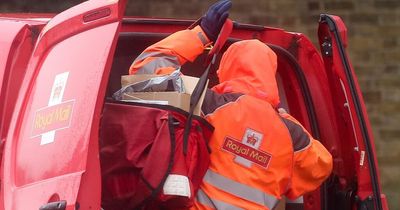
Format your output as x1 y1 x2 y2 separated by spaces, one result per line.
127 1 400 208
1 0 399 209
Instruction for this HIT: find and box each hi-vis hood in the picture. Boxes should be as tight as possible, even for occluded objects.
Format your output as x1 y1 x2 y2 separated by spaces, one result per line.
212 40 280 107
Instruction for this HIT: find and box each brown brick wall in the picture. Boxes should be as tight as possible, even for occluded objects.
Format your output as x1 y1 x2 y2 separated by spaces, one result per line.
1 0 399 209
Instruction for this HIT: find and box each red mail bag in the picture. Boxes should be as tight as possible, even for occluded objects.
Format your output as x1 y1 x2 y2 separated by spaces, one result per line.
99 101 213 210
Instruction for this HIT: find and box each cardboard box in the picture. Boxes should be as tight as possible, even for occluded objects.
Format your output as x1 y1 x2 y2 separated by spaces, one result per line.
120 74 207 116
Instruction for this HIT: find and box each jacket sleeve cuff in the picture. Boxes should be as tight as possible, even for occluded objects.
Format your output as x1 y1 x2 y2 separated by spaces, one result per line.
191 26 212 47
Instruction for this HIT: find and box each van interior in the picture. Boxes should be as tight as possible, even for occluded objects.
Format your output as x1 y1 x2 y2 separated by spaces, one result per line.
101 22 342 210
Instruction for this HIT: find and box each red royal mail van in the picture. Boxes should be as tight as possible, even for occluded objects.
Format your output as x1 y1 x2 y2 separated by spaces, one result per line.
0 0 389 210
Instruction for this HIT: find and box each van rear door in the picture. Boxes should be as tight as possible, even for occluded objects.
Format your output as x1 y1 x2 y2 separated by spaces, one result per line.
1 1 126 210
318 14 388 210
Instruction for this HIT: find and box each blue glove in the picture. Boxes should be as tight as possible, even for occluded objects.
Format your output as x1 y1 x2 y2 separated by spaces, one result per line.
201 0 232 42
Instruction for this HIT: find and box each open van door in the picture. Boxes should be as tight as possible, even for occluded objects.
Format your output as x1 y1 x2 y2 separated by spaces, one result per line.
318 15 388 210
1 0 126 209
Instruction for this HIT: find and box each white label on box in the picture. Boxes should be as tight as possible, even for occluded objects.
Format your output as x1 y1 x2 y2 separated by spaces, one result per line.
163 174 191 197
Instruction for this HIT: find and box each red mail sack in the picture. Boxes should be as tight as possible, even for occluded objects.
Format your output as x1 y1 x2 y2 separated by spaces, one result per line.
99 102 213 210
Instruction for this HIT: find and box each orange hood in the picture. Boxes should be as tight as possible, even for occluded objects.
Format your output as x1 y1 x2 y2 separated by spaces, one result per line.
212 40 280 107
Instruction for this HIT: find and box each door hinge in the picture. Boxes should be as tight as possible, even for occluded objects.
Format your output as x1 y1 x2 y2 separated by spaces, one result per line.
355 195 375 210
321 37 333 57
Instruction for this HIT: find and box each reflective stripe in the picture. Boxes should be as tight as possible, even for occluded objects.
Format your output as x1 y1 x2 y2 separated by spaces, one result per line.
134 52 180 74
286 196 304 203
203 169 279 209
197 188 216 208
284 196 304 210
212 199 244 210
135 51 179 63
196 189 243 210
197 32 209 45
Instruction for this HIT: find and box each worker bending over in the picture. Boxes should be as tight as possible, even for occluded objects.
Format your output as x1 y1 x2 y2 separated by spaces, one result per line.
129 0 333 209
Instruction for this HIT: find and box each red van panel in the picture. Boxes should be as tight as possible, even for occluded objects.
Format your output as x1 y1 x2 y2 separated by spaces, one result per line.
1 1 125 209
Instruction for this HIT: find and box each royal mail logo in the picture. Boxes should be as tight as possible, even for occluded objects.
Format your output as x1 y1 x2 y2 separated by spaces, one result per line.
246 133 259 146
31 100 75 138
31 72 73 145
52 84 63 101
222 136 271 168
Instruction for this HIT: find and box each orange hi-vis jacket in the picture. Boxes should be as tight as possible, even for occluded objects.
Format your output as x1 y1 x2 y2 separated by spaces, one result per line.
129 26 333 210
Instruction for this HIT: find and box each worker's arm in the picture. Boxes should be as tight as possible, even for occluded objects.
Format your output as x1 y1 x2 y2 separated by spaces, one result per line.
129 0 231 75
279 112 333 199
129 26 210 75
